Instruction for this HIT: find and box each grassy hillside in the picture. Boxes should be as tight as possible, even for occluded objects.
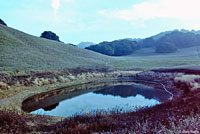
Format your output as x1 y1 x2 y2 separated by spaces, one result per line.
113 46 200 69
0 24 116 71
1 24 200 71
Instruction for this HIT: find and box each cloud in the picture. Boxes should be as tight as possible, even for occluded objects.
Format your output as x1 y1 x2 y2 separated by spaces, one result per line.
99 0 200 21
63 0 74 1
52 0 60 13
52 0 73 14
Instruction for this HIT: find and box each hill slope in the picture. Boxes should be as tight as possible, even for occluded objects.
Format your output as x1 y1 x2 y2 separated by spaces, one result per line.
0 24 116 71
112 46 200 69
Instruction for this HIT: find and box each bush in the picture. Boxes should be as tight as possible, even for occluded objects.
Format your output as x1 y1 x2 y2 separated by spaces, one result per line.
40 31 60 42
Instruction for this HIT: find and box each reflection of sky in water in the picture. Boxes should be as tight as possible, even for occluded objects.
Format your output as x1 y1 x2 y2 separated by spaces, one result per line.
31 92 159 117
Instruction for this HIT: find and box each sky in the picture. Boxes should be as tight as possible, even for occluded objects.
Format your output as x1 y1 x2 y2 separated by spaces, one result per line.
1 0 200 44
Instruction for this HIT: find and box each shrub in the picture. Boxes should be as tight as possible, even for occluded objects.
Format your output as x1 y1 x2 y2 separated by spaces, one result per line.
40 31 60 42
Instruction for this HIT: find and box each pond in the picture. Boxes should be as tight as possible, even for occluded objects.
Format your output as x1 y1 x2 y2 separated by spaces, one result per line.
22 81 171 117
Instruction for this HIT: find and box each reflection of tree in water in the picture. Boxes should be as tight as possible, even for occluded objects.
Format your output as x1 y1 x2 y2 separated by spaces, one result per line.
94 84 170 102
43 103 59 111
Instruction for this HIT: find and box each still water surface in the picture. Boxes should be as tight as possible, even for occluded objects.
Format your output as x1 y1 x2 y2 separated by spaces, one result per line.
26 83 170 117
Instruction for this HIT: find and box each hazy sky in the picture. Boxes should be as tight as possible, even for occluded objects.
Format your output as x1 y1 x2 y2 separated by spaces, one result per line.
1 0 200 44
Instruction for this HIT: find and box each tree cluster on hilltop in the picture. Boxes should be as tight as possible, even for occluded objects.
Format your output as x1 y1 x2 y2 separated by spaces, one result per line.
155 42 177 53
157 31 200 48
86 30 200 56
40 31 60 42
86 39 138 56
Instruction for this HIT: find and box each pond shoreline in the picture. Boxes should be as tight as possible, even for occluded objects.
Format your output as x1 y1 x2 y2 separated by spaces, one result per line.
1 67 200 133
131 79 174 99
0 70 142 111
22 78 170 115
0 68 186 113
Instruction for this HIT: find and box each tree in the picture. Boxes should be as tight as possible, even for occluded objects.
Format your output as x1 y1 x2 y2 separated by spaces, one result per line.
157 31 200 48
139 37 156 48
40 31 60 42
86 39 138 56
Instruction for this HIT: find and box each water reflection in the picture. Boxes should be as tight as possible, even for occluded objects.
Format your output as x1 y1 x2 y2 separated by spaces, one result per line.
94 84 170 102
22 82 170 117
43 103 59 111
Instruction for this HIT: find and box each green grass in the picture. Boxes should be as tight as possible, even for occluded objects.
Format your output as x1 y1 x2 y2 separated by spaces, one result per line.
0 25 116 71
0 24 200 72
113 47 200 69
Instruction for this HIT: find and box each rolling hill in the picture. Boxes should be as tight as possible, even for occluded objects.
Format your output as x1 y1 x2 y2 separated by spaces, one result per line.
86 30 200 56
1 23 200 72
0 24 116 71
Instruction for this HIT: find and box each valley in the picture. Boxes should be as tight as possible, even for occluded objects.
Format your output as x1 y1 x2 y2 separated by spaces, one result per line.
0 23 200 133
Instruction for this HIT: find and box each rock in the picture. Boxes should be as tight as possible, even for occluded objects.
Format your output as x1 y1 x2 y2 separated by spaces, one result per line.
0 19 7 26
40 31 60 42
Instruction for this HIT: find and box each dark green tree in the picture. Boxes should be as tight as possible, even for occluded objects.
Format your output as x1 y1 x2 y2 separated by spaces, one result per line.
139 37 156 48
40 31 60 42
86 39 138 56
157 31 200 48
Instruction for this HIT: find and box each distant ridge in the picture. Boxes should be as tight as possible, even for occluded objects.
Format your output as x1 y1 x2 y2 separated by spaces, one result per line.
86 29 200 56
152 29 200 40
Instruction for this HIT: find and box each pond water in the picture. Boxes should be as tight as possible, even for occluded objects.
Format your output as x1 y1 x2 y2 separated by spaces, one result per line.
22 82 171 117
